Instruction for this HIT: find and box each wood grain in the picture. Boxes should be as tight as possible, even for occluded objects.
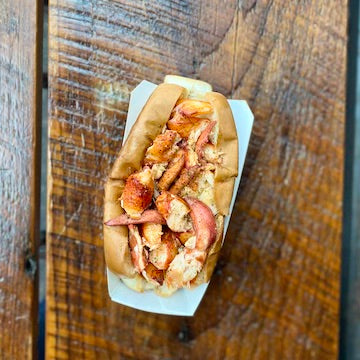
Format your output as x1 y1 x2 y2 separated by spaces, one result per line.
0 0 42 359
47 0 346 359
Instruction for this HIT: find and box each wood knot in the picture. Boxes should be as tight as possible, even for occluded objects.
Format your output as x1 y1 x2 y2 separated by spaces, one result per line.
241 0 258 19
25 252 37 278
178 322 193 343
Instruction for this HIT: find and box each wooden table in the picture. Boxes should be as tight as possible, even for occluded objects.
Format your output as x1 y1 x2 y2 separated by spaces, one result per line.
0 0 348 359
46 1 346 358
0 0 42 358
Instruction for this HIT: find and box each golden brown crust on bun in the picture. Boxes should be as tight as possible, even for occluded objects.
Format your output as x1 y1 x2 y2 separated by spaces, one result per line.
104 84 184 277
205 92 238 216
104 179 135 277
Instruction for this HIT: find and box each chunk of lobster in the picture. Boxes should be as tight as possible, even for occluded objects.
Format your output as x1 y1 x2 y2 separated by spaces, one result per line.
142 263 164 286
165 248 207 289
173 99 213 118
195 121 217 158
169 165 200 195
184 197 217 251
149 231 179 270
151 162 168 180
155 191 192 232
184 145 199 168
120 167 154 219
157 149 185 191
180 170 217 215
128 224 148 273
141 222 163 250
202 143 220 164
175 230 195 246
167 113 203 138
164 198 217 288
104 210 166 226
144 130 180 164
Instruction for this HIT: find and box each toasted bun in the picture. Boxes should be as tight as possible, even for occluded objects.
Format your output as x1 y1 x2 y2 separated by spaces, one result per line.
120 274 156 292
206 92 238 216
164 75 212 100
155 283 177 297
104 76 238 293
104 84 184 277
104 179 135 277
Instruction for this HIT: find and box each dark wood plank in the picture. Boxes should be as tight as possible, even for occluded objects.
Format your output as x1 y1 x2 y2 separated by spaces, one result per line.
0 0 42 358
47 1 346 359
341 0 360 358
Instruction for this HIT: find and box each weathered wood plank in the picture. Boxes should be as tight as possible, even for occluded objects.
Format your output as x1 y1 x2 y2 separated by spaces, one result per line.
47 1 346 359
0 0 42 359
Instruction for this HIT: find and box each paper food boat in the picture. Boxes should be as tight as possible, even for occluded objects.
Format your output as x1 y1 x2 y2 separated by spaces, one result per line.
107 80 254 316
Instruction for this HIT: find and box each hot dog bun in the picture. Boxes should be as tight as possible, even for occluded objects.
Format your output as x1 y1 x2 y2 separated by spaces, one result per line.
164 75 212 100
104 84 185 278
104 76 238 294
